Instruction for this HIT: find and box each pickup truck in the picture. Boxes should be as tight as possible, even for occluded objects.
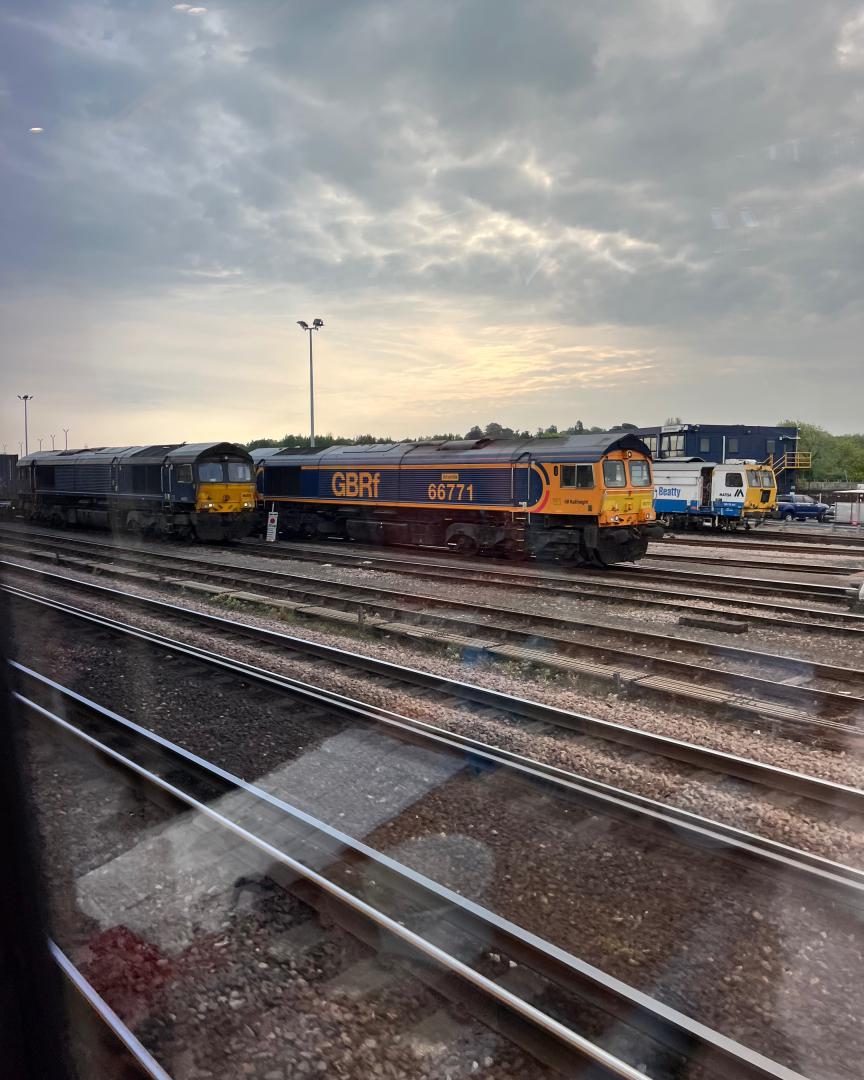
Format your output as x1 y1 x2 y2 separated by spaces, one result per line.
774 493 829 521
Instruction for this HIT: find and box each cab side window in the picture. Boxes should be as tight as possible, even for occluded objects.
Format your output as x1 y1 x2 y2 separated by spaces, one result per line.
561 464 594 488
603 460 627 487
176 465 193 483
725 472 744 486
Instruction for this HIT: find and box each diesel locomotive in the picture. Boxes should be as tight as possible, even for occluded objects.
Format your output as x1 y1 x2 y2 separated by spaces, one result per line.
16 442 257 541
254 432 661 564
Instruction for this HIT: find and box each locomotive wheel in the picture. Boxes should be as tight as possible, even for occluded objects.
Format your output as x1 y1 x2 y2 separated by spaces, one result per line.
454 534 479 556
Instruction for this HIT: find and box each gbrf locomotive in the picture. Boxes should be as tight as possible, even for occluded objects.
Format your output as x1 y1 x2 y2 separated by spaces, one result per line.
16 442 257 541
254 432 661 564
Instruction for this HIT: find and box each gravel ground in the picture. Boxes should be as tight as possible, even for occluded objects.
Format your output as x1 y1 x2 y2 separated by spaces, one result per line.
362 770 864 1080
8 566 864 869
6 522 864 665
12 595 864 1079
639 553 864 587
647 538 864 573
8 539 864 701
130 547 864 677
27 725 556 1080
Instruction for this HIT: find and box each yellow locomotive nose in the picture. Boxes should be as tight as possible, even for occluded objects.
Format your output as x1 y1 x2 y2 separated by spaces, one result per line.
196 483 257 513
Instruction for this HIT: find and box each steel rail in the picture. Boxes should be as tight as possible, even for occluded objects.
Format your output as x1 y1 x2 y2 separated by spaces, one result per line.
658 534 864 557
3 552 859 738
4 549 864 733
641 550 860 576
240 539 864 630
6 570 864 815
238 535 853 599
3 526 863 638
12 572 864 851
50 940 173 1080
21 688 815 1080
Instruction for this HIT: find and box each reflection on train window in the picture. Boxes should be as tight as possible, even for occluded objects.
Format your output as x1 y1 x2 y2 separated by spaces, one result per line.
603 460 627 487
198 462 223 482
176 464 193 483
628 460 651 486
725 472 744 487
228 462 253 482
760 470 775 487
560 464 594 488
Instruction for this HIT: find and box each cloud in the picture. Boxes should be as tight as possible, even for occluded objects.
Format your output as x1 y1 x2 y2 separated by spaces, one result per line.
0 0 862 445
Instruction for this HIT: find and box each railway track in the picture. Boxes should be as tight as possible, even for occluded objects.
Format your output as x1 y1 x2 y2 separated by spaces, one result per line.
659 530 864 557
50 940 171 1080
4 538 864 748
244 538 863 626
241 536 856 600
6 574 863 817
642 548 861 576
2 523 860 610
16 661 859 1079
2 525 863 644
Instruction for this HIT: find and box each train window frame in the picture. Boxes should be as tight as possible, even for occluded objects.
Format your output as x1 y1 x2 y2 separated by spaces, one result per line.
176 464 194 484
725 471 744 487
602 460 627 487
228 462 252 482
628 460 651 486
560 464 594 488
197 463 223 483
760 470 775 487
35 465 56 488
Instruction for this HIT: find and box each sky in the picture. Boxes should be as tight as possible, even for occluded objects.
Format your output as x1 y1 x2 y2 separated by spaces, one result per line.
1 0 863 451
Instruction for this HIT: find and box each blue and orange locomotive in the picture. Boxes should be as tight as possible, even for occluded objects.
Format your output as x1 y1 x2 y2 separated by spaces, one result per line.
254 432 660 564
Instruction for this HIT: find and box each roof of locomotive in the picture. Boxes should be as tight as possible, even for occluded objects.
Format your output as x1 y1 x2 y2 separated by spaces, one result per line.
252 432 651 468
18 441 251 467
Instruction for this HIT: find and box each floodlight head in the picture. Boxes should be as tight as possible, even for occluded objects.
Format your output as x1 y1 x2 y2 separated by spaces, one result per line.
312 318 324 328
297 320 309 330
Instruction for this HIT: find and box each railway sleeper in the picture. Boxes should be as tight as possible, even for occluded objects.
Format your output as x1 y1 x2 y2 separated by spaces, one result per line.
23 559 857 748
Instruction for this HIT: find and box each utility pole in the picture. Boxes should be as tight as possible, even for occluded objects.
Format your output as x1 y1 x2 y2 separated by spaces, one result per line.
63 428 69 450
17 394 33 455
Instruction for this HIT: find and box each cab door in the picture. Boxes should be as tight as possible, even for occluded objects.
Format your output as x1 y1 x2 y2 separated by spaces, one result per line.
711 467 745 516
162 462 172 510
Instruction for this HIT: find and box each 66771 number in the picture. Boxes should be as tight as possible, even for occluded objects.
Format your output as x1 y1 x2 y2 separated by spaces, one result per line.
427 482 474 501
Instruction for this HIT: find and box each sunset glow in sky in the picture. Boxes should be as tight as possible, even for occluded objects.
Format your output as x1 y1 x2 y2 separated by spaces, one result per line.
2 1 863 448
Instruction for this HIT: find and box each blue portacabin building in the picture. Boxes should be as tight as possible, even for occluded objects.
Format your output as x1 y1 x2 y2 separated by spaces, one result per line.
632 423 809 493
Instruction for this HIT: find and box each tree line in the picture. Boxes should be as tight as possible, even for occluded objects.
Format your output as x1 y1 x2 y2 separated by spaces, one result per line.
245 419 864 483
244 419 637 454
782 421 864 483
